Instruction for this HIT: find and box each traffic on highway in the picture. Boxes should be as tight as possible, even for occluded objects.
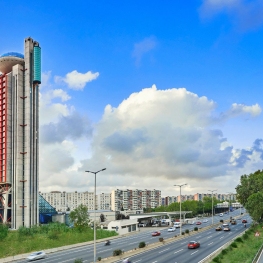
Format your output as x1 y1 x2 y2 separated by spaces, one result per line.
14 209 248 263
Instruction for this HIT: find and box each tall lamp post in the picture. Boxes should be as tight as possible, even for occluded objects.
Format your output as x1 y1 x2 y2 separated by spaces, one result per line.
208 189 217 225
174 184 187 236
85 168 106 263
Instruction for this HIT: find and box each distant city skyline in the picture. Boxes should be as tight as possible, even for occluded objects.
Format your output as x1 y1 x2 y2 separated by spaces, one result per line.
1 1 263 197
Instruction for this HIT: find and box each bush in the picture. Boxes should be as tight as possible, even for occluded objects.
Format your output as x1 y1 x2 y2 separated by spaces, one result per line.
231 242 237 248
185 229 189 234
194 227 198 231
212 256 221 263
220 220 224 223
243 233 249 240
221 249 228 255
113 249 123 256
98 257 102 261
139 241 146 248
159 237 164 242
182 231 185 235
74 259 83 263
0 224 8 240
235 237 243 243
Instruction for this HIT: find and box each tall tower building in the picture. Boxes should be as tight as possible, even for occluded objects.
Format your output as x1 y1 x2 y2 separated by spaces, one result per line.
0 37 41 229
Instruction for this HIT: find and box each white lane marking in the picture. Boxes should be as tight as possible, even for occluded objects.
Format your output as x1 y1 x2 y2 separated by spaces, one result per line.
208 242 213 245
220 236 224 239
151 261 158 263
174 249 183 254
181 241 187 244
159 248 170 253
134 260 142 263
207 235 212 239
191 250 199 255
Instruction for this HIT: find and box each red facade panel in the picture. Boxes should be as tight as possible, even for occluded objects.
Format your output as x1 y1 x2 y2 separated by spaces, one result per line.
0 74 7 183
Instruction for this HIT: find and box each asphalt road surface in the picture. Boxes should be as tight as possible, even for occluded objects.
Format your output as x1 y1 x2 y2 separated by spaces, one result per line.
14 209 247 263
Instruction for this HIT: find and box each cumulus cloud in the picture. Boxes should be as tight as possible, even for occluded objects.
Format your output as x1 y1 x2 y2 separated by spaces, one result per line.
55 70 99 90
79 85 262 194
132 36 157 65
40 111 93 144
38 80 262 196
199 0 263 31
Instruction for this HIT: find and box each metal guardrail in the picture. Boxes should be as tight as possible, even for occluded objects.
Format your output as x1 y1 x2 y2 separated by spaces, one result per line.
252 241 263 263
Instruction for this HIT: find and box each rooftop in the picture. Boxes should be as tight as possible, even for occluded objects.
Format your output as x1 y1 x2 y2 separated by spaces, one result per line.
0 52 24 59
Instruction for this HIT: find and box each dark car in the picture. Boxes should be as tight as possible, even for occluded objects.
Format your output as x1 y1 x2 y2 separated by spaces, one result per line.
188 241 200 249
215 226 222 231
231 220 237 225
242 219 247 223
152 231 161 236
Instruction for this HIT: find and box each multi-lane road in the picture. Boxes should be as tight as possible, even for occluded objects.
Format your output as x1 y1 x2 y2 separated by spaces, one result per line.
14 209 248 263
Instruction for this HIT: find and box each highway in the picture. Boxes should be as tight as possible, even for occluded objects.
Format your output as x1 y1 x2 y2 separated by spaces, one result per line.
14 209 247 263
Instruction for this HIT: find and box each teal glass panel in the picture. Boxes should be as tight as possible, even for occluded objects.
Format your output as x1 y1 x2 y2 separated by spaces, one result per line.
33 46 41 84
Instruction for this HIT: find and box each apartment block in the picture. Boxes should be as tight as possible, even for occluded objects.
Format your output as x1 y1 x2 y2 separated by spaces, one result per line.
111 189 161 211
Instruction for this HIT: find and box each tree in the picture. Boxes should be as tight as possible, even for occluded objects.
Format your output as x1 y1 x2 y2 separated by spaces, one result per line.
100 214 105 222
246 192 263 222
69 204 90 227
236 170 263 206
236 170 263 222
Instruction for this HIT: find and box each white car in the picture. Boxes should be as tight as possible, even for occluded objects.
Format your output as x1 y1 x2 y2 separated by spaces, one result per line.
203 219 208 223
27 251 46 261
168 227 176 232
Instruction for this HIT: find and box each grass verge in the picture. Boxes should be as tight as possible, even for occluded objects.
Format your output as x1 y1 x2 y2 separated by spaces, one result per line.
0 223 118 258
212 224 263 263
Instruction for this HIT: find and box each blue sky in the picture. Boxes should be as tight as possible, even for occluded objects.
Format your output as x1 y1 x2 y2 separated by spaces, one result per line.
1 0 263 196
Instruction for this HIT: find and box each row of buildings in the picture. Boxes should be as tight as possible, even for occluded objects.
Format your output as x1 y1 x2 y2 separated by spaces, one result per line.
40 189 161 212
162 193 236 206
40 189 236 213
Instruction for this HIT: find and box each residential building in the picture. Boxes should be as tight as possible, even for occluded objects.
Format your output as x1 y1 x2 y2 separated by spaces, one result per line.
40 191 98 212
111 189 161 211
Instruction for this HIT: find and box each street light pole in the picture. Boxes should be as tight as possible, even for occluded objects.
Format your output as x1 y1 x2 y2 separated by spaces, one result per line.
174 184 187 236
85 168 106 263
208 189 217 225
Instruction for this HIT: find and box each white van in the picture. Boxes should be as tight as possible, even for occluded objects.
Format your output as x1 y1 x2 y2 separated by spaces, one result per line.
173 222 181 228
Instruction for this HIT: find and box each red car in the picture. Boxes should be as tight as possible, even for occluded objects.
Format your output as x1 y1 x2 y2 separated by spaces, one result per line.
152 231 161 236
242 219 247 223
196 221 202 225
188 241 200 249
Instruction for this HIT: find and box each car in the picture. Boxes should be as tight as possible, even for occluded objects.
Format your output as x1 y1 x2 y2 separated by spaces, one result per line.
242 219 247 223
222 223 229 227
188 241 200 249
167 227 176 232
152 231 161 236
138 223 146 227
152 223 159 227
215 226 222 231
223 226 231 231
196 221 202 225
203 219 208 223
27 251 46 261
231 220 237 225
219 213 223 217
173 222 181 228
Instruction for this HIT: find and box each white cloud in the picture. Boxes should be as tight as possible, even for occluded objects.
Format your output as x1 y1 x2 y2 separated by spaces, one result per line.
76 85 262 196
132 36 157 65
38 81 262 196
56 70 99 90
199 0 263 31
